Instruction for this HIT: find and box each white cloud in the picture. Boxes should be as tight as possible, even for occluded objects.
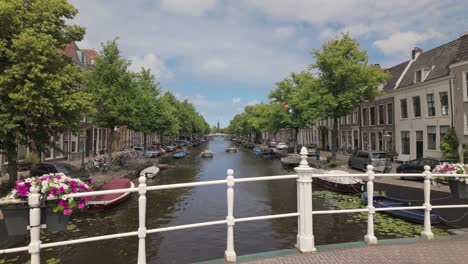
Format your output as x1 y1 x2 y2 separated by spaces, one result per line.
374 31 443 55
273 26 296 39
129 53 173 79
160 0 217 17
201 58 227 72
232 97 241 104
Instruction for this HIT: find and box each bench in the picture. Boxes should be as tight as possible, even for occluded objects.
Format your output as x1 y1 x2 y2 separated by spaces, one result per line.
395 154 410 164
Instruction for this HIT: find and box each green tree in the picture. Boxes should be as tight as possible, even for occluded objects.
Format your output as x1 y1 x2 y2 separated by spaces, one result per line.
310 33 390 160
84 39 137 160
440 128 459 161
0 0 92 182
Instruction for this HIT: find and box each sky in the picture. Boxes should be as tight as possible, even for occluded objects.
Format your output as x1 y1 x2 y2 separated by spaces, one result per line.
69 0 468 128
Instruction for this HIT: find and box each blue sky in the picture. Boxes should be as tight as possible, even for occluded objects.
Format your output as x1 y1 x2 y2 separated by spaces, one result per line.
70 0 468 128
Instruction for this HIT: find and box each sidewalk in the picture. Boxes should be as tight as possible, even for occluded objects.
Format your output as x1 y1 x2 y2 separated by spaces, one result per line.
244 235 468 264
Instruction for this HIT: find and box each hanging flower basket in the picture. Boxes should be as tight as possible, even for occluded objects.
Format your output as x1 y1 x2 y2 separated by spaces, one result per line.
433 163 468 199
1 173 93 236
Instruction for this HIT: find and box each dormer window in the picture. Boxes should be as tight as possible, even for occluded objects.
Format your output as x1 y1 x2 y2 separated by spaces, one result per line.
415 70 422 83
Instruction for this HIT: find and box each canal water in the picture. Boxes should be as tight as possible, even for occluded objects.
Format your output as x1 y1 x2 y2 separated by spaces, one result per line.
2 137 450 264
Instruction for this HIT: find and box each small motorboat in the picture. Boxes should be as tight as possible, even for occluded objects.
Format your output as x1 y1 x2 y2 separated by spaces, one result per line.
252 147 262 154
173 151 188 159
361 192 441 224
226 146 237 153
313 170 364 194
140 166 160 179
88 178 134 208
200 150 214 158
259 148 278 159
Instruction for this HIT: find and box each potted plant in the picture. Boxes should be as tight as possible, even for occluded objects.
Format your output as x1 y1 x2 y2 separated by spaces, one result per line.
1 173 93 236
432 163 468 199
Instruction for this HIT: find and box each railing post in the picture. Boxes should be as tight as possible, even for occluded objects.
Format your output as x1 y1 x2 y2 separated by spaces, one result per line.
225 169 236 262
295 147 316 253
28 186 42 264
364 165 377 245
421 165 434 240
138 175 147 264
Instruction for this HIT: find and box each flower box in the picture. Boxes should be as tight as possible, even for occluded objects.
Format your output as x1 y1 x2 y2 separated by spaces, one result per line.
448 180 468 199
1 206 70 236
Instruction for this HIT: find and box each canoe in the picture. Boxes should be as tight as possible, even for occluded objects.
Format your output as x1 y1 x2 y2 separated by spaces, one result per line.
173 151 187 159
88 178 134 208
313 170 364 194
361 192 441 224
140 166 160 179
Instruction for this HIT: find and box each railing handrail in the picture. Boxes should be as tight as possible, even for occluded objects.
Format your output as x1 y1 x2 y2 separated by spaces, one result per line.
1 147 467 263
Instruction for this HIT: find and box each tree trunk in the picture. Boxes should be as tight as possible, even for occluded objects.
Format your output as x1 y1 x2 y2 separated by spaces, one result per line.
5 137 18 185
294 127 299 154
331 117 338 161
143 132 147 156
160 133 164 145
108 128 114 162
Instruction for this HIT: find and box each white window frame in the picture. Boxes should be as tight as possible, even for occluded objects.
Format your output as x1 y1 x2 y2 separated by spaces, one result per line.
362 108 368 127
415 70 422 83
377 104 384 125
352 110 358 125
386 103 393 125
400 99 408 119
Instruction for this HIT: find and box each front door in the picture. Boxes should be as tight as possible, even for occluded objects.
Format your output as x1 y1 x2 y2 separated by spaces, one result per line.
416 131 423 158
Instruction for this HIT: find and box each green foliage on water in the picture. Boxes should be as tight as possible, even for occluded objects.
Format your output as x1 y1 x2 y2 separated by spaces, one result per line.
46 258 60 264
314 191 448 238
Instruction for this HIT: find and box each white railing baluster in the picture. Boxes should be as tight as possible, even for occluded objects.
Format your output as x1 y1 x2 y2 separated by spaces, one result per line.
364 165 377 245
295 147 316 253
225 169 236 262
138 175 147 264
421 165 434 240
28 186 42 264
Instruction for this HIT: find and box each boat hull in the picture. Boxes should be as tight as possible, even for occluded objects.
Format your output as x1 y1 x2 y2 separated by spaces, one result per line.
361 192 441 224
313 177 364 194
87 179 134 210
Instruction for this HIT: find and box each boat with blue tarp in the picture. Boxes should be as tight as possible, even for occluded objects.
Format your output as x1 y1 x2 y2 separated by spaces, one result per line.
173 151 188 159
361 192 441 224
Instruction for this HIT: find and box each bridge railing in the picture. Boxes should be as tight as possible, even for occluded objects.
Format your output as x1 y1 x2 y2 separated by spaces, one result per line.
1 147 468 263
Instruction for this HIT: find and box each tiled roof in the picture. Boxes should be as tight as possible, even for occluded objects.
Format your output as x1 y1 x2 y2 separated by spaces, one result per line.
382 61 409 91
398 39 461 88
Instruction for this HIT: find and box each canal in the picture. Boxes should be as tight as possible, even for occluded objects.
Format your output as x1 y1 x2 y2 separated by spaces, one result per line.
2 137 451 263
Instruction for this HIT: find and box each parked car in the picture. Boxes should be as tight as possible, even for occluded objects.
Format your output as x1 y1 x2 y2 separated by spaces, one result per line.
163 144 176 152
145 147 161 158
29 162 92 183
268 140 277 148
276 142 288 150
397 157 458 180
148 145 166 155
348 151 392 173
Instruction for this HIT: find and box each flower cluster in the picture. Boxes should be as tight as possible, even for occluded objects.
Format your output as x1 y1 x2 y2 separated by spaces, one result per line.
6 173 93 215
432 163 468 184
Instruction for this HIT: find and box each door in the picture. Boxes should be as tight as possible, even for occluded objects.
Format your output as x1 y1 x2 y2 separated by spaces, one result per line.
416 131 423 158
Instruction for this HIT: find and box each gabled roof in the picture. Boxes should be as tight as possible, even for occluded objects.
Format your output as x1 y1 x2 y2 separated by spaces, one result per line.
382 60 409 91
398 39 461 88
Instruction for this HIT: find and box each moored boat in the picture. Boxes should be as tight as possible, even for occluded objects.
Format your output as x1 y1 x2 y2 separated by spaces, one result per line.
201 150 214 158
88 178 134 208
140 166 160 179
173 151 188 159
313 170 364 194
361 192 441 224
226 146 237 152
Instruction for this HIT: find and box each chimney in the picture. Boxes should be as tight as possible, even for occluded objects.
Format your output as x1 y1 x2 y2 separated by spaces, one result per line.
412 47 422 60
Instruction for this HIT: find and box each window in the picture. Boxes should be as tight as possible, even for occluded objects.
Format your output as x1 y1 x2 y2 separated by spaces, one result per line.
387 103 393 124
370 132 376 150
363 132 368 150
346 114 351 125
400 99 408 118
412 96 421 117
401 131 410 155
353 130 359 149
427 126 436 150
440 126 449 141
353 110 358 124
465 114 468 135
440 92 449 116
427 94 435 116
362 108 368 126
341 131 346 148
465 73 468 101
370 106 376 126
415 70 422 83
378 105 384 125
378 132 383 151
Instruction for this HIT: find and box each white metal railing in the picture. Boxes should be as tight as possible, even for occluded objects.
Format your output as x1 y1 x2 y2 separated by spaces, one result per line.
1 147 468 263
